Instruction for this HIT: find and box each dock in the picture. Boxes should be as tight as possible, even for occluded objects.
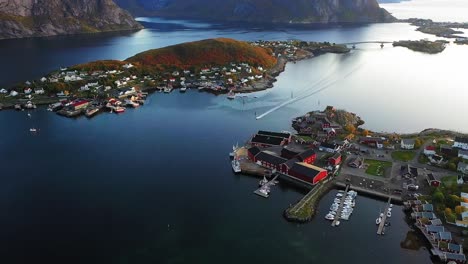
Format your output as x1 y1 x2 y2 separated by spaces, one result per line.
254 174 279 198
331 184 350 227
377 197 392 235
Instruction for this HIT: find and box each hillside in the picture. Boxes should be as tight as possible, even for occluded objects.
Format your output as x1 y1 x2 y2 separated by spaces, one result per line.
125 38 277 69
115 0 395 23
0 0 143 40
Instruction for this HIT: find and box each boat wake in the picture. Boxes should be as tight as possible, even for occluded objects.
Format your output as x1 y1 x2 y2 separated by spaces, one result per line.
255 63 364 120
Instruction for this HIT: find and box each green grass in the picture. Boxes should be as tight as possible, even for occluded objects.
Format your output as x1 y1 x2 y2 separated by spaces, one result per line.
364 159 392 177
392 151 416 162
419 154 430 164
441 176 458 187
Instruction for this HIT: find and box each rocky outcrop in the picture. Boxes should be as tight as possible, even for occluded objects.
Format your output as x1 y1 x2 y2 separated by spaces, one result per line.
0 0 143 39
115 0 395 23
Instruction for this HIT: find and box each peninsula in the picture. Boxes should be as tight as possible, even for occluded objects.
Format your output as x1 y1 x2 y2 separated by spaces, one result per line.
0 38 350 116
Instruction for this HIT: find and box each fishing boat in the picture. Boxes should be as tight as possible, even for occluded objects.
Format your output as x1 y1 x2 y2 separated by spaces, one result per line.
227 90 236 100
231 159 241 173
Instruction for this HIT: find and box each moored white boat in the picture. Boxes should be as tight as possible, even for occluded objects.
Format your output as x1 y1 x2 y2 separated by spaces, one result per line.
231 159 241 173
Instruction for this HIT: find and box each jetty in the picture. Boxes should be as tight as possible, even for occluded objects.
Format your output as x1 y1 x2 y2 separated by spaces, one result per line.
254 174 279 198
377 197 392 235
332 184 350 227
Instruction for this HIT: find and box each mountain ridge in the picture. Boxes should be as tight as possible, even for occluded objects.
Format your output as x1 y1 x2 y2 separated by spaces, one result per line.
115 0 395 23
0 0 143 40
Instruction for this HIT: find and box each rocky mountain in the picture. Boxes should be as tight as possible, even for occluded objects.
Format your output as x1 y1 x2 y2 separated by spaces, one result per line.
0 0 143 39
115 0 395 23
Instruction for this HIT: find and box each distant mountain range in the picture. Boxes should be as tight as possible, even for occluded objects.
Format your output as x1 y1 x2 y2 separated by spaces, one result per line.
0 0 143 40
115 0 395 23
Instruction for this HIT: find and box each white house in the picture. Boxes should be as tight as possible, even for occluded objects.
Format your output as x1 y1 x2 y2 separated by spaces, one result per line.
424 146 436 156
123 63 134 69
10 90 18 97
459 162 468 174
0 88 7 94
401 139 416 150
454 137 468 150
34 88 45 94
40 77 47 82
459 150 468 160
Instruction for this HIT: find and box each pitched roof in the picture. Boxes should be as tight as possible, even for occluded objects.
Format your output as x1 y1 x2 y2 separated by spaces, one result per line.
445 252 466 261
248 146 261 157
251 134 284 146
255 151 287 166
459 149 468 156
289 162 327 179
455 137 468 144
258 130 290 139
331 153 341 160
459 162 468 171
438 231 452 240
298 149 316 160
427 173 438 182
281 147 300 158
422 204 434 212
425 146 436 151
284 157 300 169
402 138 416 145
320 142 337 149
430 219 443 226
426 225 445 233
448 243 462 252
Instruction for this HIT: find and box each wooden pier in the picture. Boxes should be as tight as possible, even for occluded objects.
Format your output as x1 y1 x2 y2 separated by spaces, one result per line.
331 184 350 227
377 197 392 235
253 174 279 198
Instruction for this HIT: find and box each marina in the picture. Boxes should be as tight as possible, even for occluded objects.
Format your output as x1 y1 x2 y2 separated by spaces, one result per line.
330 186 357 226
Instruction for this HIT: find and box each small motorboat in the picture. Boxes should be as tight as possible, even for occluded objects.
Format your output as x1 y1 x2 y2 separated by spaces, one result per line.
30 128 37 132
387 211 392 218
180 87 187 93
376 217 382 225
227 90 236 100
335 221 340 226
325 214 335 221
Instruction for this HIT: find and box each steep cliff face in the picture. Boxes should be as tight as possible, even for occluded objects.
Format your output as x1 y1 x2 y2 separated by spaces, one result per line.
115 0 394 23
0 0 143 39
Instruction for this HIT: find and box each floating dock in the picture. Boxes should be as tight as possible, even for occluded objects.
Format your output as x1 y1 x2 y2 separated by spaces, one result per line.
253 174 279 198
332 184 350 227
377 197 392 235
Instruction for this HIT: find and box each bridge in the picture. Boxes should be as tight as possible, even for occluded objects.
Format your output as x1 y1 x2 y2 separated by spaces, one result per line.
339 41 393 45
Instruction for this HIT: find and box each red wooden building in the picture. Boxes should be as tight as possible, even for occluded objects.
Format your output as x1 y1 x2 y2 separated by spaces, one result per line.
427 173 441 187
288 162 328 185
329 153 342 166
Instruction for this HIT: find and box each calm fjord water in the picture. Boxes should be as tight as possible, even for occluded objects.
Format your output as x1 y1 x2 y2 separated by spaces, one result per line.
1 6 467 263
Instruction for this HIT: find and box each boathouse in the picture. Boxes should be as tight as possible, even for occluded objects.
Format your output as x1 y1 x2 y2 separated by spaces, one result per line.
247 146 261 161
359 136 384 149
288 162 328 185
251 134 286 147
433 232 452 243
71 100 89 111
254 151 287 171
258 130 291 143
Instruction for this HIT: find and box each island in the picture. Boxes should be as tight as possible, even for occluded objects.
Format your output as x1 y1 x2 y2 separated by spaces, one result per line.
402 18 468 43
393 39 448 54
230 106 468 262
0 38 350 117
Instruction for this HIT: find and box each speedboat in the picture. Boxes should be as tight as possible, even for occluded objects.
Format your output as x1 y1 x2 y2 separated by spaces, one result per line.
325 214 335 221
376 217 382 225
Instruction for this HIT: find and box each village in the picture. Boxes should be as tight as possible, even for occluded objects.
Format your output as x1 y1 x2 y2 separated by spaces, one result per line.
0 40 349 117
231 106 468 264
